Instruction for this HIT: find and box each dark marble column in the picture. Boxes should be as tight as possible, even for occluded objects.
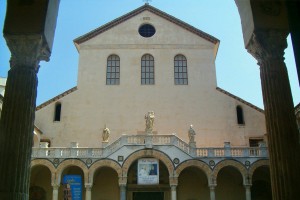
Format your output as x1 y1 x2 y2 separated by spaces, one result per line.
248 30 300 200
0 35 49 199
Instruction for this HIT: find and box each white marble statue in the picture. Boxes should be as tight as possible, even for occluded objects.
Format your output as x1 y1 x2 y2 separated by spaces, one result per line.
102 126 110 142
188 124 196 143
145 111 155 133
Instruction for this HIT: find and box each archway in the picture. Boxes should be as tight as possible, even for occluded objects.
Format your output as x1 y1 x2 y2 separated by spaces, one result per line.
215 166 245 200
59 166 86 200
251 166 272 200
177 166 210 200
127 159 170 200
92 166 119 200
30 165 52 200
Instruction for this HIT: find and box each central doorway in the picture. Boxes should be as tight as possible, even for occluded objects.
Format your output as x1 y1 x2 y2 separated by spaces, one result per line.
133 192 164 200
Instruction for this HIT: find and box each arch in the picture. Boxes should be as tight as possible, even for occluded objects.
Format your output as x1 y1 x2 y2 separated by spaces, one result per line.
175 160 211 179
89 159 122 185
249 159 270 179
122 149 174 177
212 160 248 184
56 159 89 185
31 159 56 185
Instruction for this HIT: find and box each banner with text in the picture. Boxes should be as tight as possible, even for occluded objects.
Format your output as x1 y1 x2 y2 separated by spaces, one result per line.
62 175 82 200
138 158 159 185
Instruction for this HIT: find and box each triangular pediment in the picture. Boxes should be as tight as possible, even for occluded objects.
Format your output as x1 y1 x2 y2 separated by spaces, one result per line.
74 4 219 47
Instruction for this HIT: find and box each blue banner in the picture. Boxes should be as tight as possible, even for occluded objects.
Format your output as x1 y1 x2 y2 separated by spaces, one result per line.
62 175 82 200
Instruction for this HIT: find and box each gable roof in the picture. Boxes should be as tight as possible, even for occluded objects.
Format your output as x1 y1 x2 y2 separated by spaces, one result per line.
74 4 219 48
216 87 264 113
36 87 77 111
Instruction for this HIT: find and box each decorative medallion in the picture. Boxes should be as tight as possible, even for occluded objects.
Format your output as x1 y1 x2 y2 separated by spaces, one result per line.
245 160 251 167
86 158 92 165
53 158 59 164
209 160 215 167
173 158 180 165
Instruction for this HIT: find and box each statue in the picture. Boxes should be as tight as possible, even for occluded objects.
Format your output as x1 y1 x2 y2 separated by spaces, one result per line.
102 126 110 142
145 111 155 133
188 124 196 143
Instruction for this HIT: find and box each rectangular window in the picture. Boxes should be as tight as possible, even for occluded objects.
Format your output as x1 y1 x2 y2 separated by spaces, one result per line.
249 138 264 147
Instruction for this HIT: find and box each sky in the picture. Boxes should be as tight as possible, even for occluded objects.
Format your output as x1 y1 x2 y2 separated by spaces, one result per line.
0 0 299 108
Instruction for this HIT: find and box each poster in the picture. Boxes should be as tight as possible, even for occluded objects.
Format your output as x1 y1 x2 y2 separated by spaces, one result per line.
62 175 82 200
138 158 159 185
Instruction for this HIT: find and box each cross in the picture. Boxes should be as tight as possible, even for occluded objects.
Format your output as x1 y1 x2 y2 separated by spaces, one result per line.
143 0 152 5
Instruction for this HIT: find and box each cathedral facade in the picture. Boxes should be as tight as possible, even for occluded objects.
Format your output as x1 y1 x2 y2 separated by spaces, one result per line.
30 4 270 200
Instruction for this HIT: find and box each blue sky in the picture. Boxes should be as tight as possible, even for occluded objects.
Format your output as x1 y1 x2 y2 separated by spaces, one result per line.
0 0 299 108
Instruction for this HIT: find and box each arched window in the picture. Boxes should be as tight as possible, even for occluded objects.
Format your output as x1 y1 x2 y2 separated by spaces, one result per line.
54 103 61 122
106 55 120 85
141 54 154 85
236 106 245 125
174 54 188 85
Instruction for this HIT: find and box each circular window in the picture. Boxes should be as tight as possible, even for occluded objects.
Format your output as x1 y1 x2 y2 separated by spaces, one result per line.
139 24 156 38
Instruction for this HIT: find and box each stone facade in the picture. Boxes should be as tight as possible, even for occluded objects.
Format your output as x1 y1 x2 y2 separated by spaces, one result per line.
31 4 271 200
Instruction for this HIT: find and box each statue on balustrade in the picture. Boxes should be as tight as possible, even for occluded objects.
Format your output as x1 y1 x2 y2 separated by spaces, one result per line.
145 111 155 134
102 126 110 142
188 124 196 143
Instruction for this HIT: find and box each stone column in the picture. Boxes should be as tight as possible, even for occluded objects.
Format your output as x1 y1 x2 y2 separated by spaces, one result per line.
170 185 177 200
209 185 216 200
247 30 300 200
0 35 49 199
120 184 126 200
85 184 92 200
244 185 251 200
52 184 59 200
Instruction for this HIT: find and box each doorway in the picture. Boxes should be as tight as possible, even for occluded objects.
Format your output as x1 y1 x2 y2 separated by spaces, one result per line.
133 192 164 200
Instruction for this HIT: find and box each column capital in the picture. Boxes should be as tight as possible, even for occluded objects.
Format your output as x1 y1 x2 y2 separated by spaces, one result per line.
119 176 127 186
170 184 177 189
51 184 60 190
209 176 217 186
247 30 288 65
4 35 51 71
209 184 217 188
85 183 93 190
244 184 252 188
169 176 178 186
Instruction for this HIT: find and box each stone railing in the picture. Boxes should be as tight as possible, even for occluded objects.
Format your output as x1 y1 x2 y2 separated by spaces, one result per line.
32 134 268 159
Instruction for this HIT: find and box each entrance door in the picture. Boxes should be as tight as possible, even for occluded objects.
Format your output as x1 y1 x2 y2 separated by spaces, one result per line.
133 192 164 200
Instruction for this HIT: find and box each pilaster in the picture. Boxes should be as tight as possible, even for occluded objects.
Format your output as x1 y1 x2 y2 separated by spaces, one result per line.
247 29 300 200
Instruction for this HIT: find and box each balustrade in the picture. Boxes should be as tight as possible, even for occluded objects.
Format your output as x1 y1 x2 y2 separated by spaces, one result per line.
32 134 268 159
